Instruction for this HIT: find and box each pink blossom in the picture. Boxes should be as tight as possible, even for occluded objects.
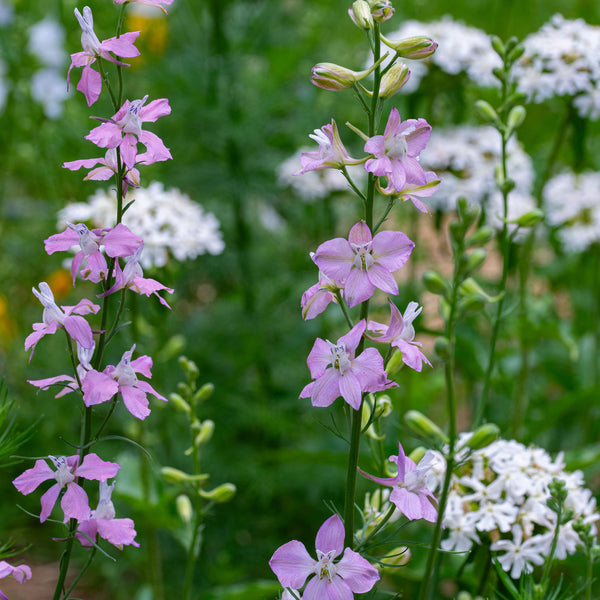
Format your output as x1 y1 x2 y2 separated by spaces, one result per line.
367 301 431 372
68 6 140 106
86 95 172 170
269 514 379 600
63 148 140 195
313 221 414 307
13 454 120 523
359 442 438 522
299 320 394 410
114 0 174 14
81 344 167 420
45 222 142 285
76 481 139 549
295 120 361 175
99 244 174 308
364 107 431 193
301 267 343 320
0 561 32 585
378 169 440 214
24 283 100 361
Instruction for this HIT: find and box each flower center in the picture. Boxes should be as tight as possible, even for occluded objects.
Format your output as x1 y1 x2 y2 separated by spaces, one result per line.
328 341 351 375
351 241 374 272
50 456 76 488
113 353 138 387
315 550 337 582
385 125 415 160
309 129 332 159
117 95 148 137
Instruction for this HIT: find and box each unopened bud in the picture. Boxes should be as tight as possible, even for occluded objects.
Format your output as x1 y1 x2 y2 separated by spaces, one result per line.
349 0 373 29
408 446 426 464
199 483 237 503
491 35 505 58
460 248 487 274
194 420 215 446
383 546 411 568
370 0 394 23
404 410 448 445
311 63 357 91
169 392 191 414
379 62 410 98
178 356 199 381
466 226 494 247
505 105 526 138
161 466 209 484
474 99 501 128
380 34 437 59
193 382 214 404
457 197 480 229
385 348 406 375
176 494 193 524
422 270 449 296
457 293 486 313
465 423 500 450
509 209 544 228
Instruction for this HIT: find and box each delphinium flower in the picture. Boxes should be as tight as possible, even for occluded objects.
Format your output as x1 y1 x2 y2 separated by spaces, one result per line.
359 442 438 522
0 560 32 599
13 454 120 522
543 170 600 252
81 344 167 420
57 182 225 269
45 222 142 285
25 283 99 360
367 300 431 372
68 6 140 106
301 269 343 321
313 221 414 307
269 514 380 600
428 436 599 578
300 320 394 410
514 14 600 120
76 481 139 549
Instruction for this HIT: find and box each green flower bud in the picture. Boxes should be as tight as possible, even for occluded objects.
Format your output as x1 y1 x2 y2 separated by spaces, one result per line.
464 423 500 450
199 483 237 503
382 546 411 568
474 99 501 128
509 209 544 228
490 35 505 58
404 410 448 445
193 382 214 404
178 356 199 381
422 270 450 296
311 57 386 91
169 392 191 414
434 336 452 360
194 420 215 446
380 34 437 59
161 466 210 484
408 446 426 463
379 62 410 98
176 494 193 524
350 0 373 29
457 197 480 229
466 226 494 247
385 348 406 375
505 105 526 139
457 292 486 314
460 248 487 275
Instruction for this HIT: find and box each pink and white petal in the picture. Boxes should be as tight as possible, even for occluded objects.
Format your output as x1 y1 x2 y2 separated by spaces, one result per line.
76 453 120 481
366 263 398 295
138 131 172 163
62 157 103 171
120 134 139 171
69 50 91 69
6 564 32 584
134 380 168 403
372 230 414 272
24 322 57 356
44 229 80 254
313 238 354 282
70 251 84 285
81 252 108 283
418 494 438 522
347 221 372 245
344 269 374 308
130 276 173 308
336 547 380 593
384 107 402 138
337 320 366 356
63 315 94 349
357 466 398 487
28 374 78 397
39 483 62 522
352 348 389 393
304 576 353 600
338 371 362 410
13 459 55 495
82 370 119 406
299 381 314 399
102 223 142 258
77 64 102 107
394 340 430 372
76 519 98 547
84 165 115 181
100 31 140 58
401 155 428 186
306 337 334 379
390 487 423 520
139 98 171 122
269 540 316 589
366 319 388 336
61 483 91 522
120 385 151 420
302 286 334 320
364 155 393 177
315 514 345 557
311 369 341 408
404 118 432 156
86 122 123 149
97 517 140 547
67 298 101 316
130 355 153 378
364 134 385 158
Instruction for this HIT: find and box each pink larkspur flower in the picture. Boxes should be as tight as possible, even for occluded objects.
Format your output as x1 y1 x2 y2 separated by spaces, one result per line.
81 344 167 420
68 6 140 106
13 454 119 523
359 442 438 522
45 222 142 285
86 95 172 170
63 148 141 196
0 561 32 585
367 301 431 372
313 221 414 307
76 481 139 549
301 263 343 320
114 0 174 14
99 244 174 308
299 320 394 410
364 107 431 193
378 169 440 214
24 283 100 361
269 514 379 600
295 119 361 175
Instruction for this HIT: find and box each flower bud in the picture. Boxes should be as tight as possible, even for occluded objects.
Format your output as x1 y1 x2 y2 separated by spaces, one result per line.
404 410 449 445
199 483 237 503
457 197 480 229
422 270 450 296
370 0 394 22
176 494 193 524
349 0 373 29
460 248 487 275
383 546 411 568
178 356 199 381
311 63 358 91
408 446 426 463
506 105 526 132
464 423 499 450
194 419 215 446
466 226 494 247
457 293 486 314
434 336 452 360
169 392 191 414
379 62 410 98
474 99 501 128
508 209 544 228
193 382 214 404
380 34 437 59
385 348 406 375
161 466 209 484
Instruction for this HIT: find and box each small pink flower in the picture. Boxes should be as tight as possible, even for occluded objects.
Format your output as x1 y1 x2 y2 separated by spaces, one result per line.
269 514 379 600
295 120 361 175
0 561 32 585
359 442 438 522
86 95 172 170
364 107 431 193
313 221 414 307
24 283 100 361
68 6 140 106
300 320 394 410
301 267 343 320
367 301 431 372
13 454 120 523
81 344 167 420
378 169 440 214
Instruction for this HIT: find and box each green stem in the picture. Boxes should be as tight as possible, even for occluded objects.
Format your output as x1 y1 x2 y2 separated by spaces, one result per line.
343 403 364 549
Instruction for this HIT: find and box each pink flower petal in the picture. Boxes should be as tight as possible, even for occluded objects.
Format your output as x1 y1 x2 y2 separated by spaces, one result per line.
310 368 341 408
269 540 316 589
366 263 398 295
120 385 151 420
306 337 334 379
61 483 91 522
13 459 55 495
338 371 362 410
336 547 380 592
315 514 345 556
39 483 62 522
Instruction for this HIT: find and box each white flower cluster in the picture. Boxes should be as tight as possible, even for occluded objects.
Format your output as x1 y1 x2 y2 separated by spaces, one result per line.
428 436 598 579
376 16 501 92
543 170 600 252
514 14 600 120
277 148 366 202
58 182 225 269
419 125 536 234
